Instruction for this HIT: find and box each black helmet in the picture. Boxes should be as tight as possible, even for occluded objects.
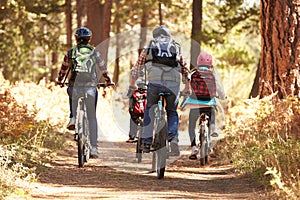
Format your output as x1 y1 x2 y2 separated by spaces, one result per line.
75 27 92 44
152 25 171 38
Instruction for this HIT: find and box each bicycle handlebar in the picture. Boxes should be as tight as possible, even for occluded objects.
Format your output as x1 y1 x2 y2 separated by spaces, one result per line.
57 82 115 88
97 83 115 88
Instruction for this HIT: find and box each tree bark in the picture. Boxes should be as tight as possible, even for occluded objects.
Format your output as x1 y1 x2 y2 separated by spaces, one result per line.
50 52 58 82
139 8 149 55
259 0 300 99
76 0 87 27
159 2 163 25
87 0 103 46
65 0 72 48
113 0 121 84
190 0 202 70
101 0 113 62
249 59 260 98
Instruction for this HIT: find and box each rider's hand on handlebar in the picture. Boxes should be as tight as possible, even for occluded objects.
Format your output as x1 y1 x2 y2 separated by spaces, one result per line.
56 81 63 88
127 85 137 98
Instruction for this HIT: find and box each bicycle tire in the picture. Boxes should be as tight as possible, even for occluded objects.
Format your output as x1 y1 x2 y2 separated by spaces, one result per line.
77 108 85 168
136 124 143 163
76 100 88 167
199 124 209 166
155 120 168 179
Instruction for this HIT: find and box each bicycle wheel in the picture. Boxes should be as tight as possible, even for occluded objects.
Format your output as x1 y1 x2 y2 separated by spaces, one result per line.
199 124 209 166
76 99 88 167
136 124 143 163
155 119 168 179
77 108 85 168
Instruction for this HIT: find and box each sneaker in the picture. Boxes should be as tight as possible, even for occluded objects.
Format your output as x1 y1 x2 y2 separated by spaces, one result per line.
170 143 180 156
142 143 151 153
90 147 98 158
211 132 219 137
126 137 137 143
189 146 198 160
67 117 75 130
73 133 78 141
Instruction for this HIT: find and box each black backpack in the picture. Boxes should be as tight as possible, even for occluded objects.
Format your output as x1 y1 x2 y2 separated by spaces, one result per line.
147 39 178 67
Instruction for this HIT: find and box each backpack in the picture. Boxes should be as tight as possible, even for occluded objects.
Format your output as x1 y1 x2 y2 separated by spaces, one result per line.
190 69 216 100
147 39 178 67
129 89 147 116
69 45 97 84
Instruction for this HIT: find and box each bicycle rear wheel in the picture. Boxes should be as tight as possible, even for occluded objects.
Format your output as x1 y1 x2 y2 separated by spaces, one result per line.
77 101 87 168
199 125 209 166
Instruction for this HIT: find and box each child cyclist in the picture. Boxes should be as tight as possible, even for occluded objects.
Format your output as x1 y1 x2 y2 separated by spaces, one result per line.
182 52 226 160
126 79 147 143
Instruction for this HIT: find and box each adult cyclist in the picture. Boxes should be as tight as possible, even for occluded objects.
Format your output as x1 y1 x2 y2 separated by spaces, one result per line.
57 27 113 158
128 25 190 156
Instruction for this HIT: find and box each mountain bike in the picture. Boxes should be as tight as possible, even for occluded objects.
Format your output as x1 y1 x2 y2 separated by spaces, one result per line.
150 92 169 179
180 96 216 166
59 82 114 168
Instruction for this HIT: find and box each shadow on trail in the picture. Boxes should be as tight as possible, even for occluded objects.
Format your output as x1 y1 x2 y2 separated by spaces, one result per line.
36 141 258 199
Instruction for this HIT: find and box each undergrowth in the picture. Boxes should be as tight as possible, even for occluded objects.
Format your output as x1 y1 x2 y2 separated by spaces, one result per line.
0 74 66 199
217 93 300 199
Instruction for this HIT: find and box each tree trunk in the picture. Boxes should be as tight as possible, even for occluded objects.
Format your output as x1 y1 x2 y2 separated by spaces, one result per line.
113 0 120 84
100 0 113 62
139 8 149 55
259 0 300 99
50 52 58 82
87 0 103 46
159 2 163 25
76 0 87 27
249 59 260 98
190 0 202 70
65 0 72 48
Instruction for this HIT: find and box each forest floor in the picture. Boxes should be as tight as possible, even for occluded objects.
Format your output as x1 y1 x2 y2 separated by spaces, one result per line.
24 134 265 200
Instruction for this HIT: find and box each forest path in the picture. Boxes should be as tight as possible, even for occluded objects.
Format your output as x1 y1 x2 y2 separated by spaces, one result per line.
26 134 263 200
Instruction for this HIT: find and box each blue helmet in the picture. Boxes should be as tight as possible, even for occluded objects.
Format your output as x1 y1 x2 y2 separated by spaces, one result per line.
152 25 171 38
75 27 92 43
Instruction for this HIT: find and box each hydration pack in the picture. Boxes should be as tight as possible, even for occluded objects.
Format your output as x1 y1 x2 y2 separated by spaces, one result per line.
148 39 178 67
129 89 147 115
69 45 97 84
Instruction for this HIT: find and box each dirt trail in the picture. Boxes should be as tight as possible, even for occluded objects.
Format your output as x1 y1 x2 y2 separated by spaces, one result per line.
27 136 262 200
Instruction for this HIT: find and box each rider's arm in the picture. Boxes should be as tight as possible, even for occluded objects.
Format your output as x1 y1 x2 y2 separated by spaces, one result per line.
216 79 226 100
94 50 112 83
57 52 70 83
129 49 146 88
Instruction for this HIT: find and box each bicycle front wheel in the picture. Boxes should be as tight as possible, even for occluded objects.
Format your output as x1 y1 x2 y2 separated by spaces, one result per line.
155 119 168 179
136 124 143 163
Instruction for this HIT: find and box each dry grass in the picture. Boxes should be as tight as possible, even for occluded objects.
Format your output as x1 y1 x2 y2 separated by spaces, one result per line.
216 93 300 199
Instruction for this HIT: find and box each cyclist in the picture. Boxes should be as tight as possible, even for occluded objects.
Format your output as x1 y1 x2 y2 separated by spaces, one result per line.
128 25 190 156
57 27 113 158
185 52 226 160
126 79 147 143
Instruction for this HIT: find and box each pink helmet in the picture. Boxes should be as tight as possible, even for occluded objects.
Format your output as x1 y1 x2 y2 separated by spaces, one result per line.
197 53 212 67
